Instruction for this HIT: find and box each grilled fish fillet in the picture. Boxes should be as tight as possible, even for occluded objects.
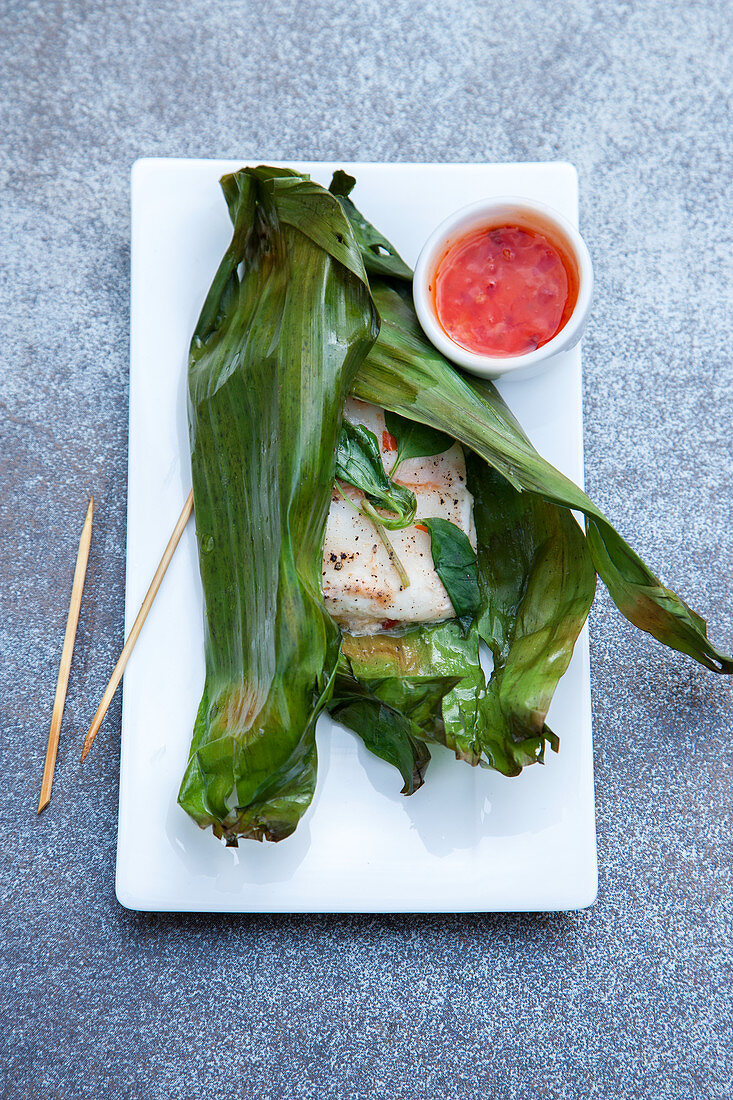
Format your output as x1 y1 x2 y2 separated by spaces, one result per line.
322 398 476 634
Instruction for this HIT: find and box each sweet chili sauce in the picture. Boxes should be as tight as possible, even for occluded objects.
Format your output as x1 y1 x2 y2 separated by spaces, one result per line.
432 222 579 358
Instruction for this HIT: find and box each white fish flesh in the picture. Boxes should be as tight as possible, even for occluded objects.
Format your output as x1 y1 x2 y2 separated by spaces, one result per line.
322 398 476 634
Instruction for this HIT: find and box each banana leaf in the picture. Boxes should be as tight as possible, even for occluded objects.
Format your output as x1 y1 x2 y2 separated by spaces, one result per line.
181 164 730 844
178 167 378 843
328 170 413 283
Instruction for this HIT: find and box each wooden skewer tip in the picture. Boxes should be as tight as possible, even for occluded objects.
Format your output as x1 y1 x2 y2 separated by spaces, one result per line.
37 495 94 814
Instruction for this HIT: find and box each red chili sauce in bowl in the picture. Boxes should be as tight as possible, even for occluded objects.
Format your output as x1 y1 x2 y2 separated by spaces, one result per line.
433 224 579 358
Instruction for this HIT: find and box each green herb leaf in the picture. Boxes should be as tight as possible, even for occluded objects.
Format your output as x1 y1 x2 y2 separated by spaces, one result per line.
384 409 454 466
421 517 481 622
336 419 416 529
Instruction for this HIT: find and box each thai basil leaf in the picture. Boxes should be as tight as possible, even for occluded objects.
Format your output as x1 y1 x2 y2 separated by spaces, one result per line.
384 409 454 465
336 419 416 529
421 517 480 622
178 167 378 845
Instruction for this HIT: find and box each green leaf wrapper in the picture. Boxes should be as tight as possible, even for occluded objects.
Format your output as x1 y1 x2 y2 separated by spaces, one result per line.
178 167 378 843
329 674 432 796
180 166 730 845
467 458 596 772
329 625 470 785
329 170 413 283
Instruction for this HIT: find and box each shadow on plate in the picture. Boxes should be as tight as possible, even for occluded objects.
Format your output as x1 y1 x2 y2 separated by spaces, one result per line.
344 726 563 856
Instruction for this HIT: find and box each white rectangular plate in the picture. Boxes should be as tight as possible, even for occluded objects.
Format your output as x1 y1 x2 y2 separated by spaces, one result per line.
119 159 596 912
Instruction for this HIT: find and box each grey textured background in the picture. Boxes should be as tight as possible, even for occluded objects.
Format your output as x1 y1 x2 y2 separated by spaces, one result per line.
1 0 732 1097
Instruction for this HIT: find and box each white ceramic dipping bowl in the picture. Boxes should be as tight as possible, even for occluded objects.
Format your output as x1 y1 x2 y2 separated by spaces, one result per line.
413 197 594 381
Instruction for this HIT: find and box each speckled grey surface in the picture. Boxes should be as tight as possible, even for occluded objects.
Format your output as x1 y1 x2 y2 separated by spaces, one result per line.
1 0 732 1096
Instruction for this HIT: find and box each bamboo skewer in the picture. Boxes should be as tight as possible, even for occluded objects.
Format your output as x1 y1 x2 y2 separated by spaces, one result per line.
38 496 94 813
80 490 194 763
